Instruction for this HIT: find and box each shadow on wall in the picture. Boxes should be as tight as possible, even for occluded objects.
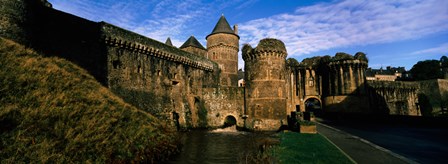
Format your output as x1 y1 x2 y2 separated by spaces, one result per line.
112 87 210 128
418 93 433 116
195 97 208 127
30 5 108 84
323 82 390 115
112 87 172 118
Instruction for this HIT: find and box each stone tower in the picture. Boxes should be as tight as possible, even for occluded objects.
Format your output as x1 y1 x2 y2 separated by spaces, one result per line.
180 36 207 57
206 15 239 86
243 38 288 131
324 52 370 113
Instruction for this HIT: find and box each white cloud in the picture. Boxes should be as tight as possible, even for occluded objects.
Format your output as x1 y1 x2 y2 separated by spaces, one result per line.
49 0 247 46
412 43 448 55
238 0 448 58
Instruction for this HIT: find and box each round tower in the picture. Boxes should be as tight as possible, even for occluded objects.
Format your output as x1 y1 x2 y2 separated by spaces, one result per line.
327 52 368 96
206 15 239 87
242 38 288 131
324 52 369 113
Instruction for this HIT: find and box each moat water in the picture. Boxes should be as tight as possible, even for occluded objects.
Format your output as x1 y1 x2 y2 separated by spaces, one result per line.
168 126 276 164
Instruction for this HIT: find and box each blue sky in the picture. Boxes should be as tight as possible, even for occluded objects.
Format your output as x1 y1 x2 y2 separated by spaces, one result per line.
48 0 448 70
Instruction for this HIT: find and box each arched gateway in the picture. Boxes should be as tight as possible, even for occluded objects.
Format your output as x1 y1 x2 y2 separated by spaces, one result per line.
223 115 237 127
304 98 322 114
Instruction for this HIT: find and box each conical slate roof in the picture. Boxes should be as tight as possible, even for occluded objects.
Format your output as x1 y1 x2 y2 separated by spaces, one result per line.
206 15 239 39
165 37 173 46
180 36 206 50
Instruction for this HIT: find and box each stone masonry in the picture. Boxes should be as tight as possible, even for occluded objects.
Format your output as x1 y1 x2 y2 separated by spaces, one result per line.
0 0 439 131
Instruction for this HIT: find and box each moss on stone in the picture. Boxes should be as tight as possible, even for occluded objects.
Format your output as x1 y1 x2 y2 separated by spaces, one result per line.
333 52 354 61
354 52 368 62
255 38 286 52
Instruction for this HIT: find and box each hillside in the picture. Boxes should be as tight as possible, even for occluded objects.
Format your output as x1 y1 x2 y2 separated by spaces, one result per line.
0 38 177 162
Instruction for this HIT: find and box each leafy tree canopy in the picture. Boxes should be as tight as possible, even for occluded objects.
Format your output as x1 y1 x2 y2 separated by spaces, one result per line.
286 58 300 67
440 56 448 67
410 60 442 80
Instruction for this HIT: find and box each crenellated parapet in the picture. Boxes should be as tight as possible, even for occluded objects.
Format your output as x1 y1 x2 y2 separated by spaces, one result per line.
368 81 419 90
103 37 214 71
328 59 368 68
101 23 215 72
242 38 287 61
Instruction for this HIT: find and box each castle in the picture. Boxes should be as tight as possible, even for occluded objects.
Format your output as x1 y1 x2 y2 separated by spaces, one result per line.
3 0 446 131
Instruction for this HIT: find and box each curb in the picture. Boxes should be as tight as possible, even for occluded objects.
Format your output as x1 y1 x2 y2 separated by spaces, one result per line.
319 132 358 164
316 121 418 164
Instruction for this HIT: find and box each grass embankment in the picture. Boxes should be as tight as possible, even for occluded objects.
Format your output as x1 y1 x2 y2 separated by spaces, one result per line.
273 132 354 164
0 38 177 162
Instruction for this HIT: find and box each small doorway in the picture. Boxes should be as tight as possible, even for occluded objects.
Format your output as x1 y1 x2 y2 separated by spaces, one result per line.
223 115 237 128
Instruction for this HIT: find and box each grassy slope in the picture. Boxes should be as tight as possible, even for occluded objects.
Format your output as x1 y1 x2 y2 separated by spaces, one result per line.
0 38 177 162
274 132 354 164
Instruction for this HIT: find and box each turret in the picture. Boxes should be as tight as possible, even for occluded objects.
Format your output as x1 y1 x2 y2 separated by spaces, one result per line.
243 38 288 131
165 37 174 47
206 15 239 86
323 52 370 113
180 36 207 57
327 52 368 96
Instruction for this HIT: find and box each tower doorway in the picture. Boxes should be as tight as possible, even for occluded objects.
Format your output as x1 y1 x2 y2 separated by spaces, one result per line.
223 115 237 128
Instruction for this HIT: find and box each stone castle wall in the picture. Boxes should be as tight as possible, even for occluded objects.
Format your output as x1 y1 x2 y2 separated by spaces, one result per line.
1 0 438 131
101 23 219 128
418 79 448 116
368 81 419 115
0 0 227 128
286 67 323 114
202 87 244 127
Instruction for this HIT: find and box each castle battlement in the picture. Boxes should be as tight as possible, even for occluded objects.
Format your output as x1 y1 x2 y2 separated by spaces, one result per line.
104 37 214 71
242 38 287 61
0 0 427 132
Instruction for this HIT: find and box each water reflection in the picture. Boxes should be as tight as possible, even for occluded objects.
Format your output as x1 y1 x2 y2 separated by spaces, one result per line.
168 126 274 164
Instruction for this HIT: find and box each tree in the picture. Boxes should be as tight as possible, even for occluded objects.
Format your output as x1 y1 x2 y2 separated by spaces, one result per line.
410 60 442 80
440 56 448 67
286 58 300 67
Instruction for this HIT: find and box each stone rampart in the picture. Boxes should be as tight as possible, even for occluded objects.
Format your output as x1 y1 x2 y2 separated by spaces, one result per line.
368 81 419 115
202 87 245 128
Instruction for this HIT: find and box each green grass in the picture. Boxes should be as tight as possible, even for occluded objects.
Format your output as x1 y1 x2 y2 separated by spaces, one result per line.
273 132 354 164
0 38 178 162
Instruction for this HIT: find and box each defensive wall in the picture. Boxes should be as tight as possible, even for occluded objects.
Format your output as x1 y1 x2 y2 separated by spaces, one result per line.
0 0 231 129
418 79 448 116
2 0 445 131
368 81 419 115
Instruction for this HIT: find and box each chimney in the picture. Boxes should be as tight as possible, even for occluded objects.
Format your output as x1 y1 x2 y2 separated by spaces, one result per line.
233 24 238 35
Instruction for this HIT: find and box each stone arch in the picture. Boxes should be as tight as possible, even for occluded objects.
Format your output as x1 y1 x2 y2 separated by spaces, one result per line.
223 115 237 128
304 97 322 115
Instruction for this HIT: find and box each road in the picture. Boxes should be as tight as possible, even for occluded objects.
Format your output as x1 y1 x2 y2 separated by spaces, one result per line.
319 119 448 163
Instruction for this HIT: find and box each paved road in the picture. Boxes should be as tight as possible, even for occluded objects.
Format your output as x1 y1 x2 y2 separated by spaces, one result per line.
321 121 448 164
317 123 411 164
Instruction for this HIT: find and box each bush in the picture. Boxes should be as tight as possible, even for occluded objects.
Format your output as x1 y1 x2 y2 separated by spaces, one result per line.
297 120 316 126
